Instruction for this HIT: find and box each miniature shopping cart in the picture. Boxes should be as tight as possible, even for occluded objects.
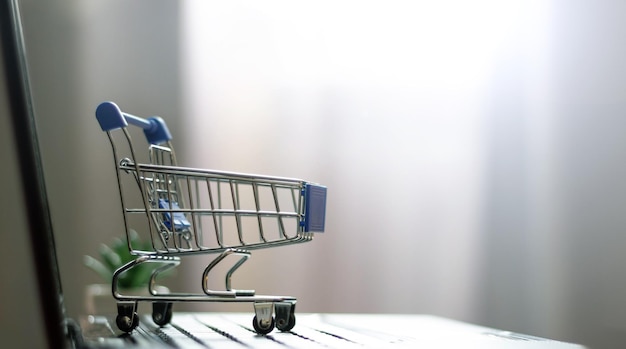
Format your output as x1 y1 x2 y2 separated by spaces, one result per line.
95 101 327 334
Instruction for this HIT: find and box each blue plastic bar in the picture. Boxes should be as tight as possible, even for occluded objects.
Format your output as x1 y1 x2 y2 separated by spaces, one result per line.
124 113 153 130
158 199 192 231
95 101 172 145
303 184 327 233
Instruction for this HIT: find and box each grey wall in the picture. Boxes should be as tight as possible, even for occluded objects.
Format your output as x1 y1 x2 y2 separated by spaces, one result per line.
176 2 626 349
479 2 626 347
19 0 182 319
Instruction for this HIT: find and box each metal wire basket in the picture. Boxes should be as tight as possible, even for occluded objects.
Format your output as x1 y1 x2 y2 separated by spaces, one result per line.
96 101 327 334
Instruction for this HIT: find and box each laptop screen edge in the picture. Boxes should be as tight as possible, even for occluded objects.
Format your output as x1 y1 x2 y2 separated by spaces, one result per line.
0 1 71 348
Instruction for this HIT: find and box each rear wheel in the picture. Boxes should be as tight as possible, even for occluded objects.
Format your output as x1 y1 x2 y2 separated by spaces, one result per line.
276 313 296 332
152 302 173 326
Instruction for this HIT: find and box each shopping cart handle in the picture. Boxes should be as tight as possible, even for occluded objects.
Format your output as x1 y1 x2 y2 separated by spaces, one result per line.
96 101 172 144
303 184 327 233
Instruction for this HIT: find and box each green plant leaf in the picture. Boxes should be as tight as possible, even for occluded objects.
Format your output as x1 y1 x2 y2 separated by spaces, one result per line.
83 255 113 282
98 243 122 271
84 231 175 289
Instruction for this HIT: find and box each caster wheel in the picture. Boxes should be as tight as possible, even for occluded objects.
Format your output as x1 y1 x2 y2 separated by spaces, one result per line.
116 312 139 332
276 313 296 332
252 315 275 335
152 302 173 326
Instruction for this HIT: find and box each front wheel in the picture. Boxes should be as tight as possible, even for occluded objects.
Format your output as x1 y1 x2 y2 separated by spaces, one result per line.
116 312 139 332
252 315 275 335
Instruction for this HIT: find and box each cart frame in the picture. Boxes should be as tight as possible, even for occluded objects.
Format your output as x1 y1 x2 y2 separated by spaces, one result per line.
96 101 327 334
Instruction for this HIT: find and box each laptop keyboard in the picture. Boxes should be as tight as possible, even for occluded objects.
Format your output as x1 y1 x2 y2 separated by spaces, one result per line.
81 313 389 348
79 313 583 348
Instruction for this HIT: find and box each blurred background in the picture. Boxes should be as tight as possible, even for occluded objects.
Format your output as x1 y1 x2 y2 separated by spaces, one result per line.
9 0 626 348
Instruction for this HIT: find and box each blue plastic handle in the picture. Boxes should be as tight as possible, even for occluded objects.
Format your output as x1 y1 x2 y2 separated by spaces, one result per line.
95 101 172 145
303 184 327 233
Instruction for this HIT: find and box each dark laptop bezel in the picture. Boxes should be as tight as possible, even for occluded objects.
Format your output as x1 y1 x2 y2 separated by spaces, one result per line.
0 0 69 348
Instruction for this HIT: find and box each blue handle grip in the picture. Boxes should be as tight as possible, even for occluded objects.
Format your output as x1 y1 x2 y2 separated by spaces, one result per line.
303 184 327 233
95 101 172 145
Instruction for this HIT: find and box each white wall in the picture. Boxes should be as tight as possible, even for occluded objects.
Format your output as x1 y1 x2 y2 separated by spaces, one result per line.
180 1 626 348
179 0 501 318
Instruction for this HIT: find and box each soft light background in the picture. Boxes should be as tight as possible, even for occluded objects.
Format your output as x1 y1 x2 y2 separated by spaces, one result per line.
7 0 626 348
178 0 498 319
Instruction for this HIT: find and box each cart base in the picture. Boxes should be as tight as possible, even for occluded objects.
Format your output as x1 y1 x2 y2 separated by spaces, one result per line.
114 298 297 334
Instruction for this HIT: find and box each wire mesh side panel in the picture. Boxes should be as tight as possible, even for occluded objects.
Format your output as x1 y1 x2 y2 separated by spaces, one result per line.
106 128 158 256
121 145 310 255
145 145 192 252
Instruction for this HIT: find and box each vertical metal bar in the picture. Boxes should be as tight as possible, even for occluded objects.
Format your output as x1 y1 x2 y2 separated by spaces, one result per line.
194 176 203 247
186 175 200 249
206 178 222 248
217 179 223 244
271 184 287 239
164 170 179 250
297 184 305 232
290 185 298 213
166 140 178 166
123 128 156 253
253 182 266 242
230 180 245 245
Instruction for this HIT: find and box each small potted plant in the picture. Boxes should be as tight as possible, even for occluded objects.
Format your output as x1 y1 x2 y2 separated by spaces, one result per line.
84 230 172 314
